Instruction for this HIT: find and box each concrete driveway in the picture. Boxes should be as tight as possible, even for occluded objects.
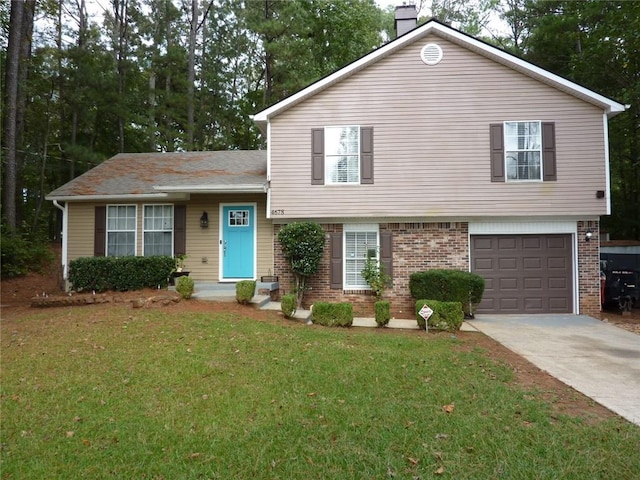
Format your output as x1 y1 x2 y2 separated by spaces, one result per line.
466 314 640 426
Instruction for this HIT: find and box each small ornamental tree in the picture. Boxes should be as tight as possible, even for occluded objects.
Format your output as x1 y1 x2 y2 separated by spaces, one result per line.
277 222 326 308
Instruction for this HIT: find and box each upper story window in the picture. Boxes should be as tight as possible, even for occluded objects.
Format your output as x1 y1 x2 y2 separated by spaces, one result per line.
311 126 374 185
325 126 360 184
505 121 542 181
490 121 556 183
143 205 173 256
107 205 136 256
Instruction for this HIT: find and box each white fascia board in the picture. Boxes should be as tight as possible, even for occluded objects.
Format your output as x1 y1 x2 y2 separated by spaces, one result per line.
253 21 626 124
45 193 183 202
153 184 266 193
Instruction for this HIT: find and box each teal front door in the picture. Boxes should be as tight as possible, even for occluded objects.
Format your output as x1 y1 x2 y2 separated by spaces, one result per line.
221 205 255 279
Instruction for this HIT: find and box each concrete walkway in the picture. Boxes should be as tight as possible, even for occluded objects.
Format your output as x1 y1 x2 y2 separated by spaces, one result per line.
466 314 640 426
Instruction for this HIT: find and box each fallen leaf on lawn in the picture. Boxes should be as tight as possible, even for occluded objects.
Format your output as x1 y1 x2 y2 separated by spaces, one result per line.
442 404 455 414
82 439 91 446
435 433 449 440
188 452 202 459
66 431 74 438
307 392 317 397
405 421 415 428
407 457 419 466
435 466 445 475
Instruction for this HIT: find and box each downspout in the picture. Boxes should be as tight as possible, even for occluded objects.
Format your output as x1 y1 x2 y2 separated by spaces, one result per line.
53 200 68 281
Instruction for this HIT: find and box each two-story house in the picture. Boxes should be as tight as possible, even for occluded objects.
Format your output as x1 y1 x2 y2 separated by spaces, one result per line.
47 7 626 317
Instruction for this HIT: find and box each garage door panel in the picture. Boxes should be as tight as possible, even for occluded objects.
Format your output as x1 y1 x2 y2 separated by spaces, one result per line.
524 297 543 310
548 277 567 289
523 257 542 269
472 234 573 314
498 237 517 249
499 298 518 310
474 258 494 271
548 257 567 269
523 237 541 249
499 257 518 270
499 277 518 289
524 277 542 289
549 297 570 310
547 236 568 249
474 238 494 250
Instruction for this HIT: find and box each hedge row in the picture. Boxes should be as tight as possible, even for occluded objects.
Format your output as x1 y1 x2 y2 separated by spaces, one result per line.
415 299 464 332
409 269 485 316
69 256 176 292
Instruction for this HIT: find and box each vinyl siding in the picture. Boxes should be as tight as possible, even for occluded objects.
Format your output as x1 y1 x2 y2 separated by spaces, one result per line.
65 195 272 283
268 33 608 219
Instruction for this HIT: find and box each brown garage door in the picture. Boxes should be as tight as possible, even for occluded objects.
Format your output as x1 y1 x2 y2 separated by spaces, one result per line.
471 234 573 314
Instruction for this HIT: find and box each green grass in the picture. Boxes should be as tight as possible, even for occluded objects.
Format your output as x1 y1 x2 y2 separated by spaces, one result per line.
2 307 639 479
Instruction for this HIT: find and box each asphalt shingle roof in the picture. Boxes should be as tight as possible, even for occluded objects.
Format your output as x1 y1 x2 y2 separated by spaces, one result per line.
47 151 267 199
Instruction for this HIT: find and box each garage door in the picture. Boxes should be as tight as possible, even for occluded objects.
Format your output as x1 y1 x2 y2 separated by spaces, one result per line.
471 234 573 314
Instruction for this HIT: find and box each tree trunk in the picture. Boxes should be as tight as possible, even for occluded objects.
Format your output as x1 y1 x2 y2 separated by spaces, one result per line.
187 0 198 150
2 0 24 229
3 0 35 229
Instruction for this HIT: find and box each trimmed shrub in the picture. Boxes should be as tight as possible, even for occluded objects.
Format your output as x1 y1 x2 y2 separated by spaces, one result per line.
415 299 464 332
277 222 326 308
236 280 256 304
281 293 297 318
311 302 353 327
409 269 485 316
69 256 175 292
176 275 195 299
374 300 391 327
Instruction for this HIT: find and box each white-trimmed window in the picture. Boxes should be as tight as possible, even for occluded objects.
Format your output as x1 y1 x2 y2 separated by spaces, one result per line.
325 126 360 184
505 121 542 181
344 224 379 289
107 205 136 256
143 205 173 256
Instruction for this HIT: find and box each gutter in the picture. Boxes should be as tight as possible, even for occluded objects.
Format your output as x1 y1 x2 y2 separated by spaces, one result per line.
45 193 186 202
153 184 267 194
52 200 68 280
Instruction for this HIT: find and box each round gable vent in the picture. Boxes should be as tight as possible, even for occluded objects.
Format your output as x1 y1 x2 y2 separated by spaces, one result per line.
420 43 443 65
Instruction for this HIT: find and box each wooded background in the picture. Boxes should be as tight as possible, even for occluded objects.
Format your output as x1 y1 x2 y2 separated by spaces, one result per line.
2 0 638 249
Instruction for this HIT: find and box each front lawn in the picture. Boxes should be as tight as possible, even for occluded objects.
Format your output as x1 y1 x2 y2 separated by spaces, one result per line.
1 306 638 479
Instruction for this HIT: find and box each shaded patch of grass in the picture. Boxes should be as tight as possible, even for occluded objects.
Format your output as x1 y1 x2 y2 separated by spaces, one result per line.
2 308 639 479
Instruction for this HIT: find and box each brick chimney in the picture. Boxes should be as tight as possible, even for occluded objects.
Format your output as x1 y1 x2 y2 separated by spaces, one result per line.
394 4 418 37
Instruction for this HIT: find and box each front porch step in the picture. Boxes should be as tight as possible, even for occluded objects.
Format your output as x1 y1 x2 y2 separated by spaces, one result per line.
250 295 272 309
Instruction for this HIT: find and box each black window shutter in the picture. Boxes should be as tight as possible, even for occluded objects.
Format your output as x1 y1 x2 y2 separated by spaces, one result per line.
174 205 187 255
542 122 557 181
94 206 106 256
380 231 393 281
490 124 505 182
360 126 374 184
330 232 343 289
311 128 324 185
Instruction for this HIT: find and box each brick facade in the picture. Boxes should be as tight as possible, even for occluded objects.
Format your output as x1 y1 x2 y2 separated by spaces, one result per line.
274 220 603 318
274 222 469 318
577 219 601 316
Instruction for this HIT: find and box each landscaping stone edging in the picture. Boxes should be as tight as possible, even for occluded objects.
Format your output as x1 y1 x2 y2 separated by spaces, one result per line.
30 292 182 308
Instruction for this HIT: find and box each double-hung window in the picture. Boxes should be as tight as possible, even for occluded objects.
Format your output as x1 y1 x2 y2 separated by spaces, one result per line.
344 224 379 289
143 205 173 256
325 126 360 184
504 121 542 181
107 205 136 256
